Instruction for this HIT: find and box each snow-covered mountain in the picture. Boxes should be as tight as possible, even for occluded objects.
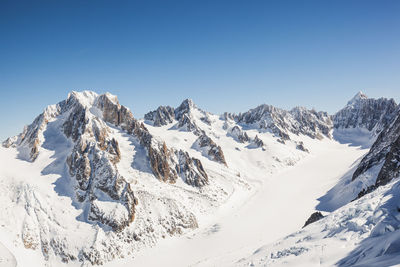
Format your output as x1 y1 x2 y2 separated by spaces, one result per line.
0 92 239 265
332 91 397 148
1 90 400 266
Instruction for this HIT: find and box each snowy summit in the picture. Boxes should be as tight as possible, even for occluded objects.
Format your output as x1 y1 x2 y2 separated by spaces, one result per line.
346 91 368 107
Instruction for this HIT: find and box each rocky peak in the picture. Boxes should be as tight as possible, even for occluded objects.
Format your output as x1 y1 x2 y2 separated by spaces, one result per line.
193 134 227 166
235 104 291 140
230 126 250 143
144 106 175 126
234 104 332 141
3 102 63 161
144 98 206 136
289 106 332 139
1 91 138 231
67 90 99 108
175 98 194 113
346 91 368 108
221 112 235 121
333 93 397 133
174 99 196 120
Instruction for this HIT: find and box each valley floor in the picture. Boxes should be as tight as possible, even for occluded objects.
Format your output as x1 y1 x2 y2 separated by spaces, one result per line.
107 140 366 267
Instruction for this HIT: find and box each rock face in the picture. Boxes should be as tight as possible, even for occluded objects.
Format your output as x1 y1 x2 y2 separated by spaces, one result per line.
145 99 226 168
174 99 205 135
145 99 206 136
177 113 203 135
303 211 324 228
296 141 309 153
175 150 208 186
5 92 139 232
233 105 291 140
352 106 400 197
231 104 332 141
144 106 175 126
333 91 397 134
174 99 195 121
62 92 139 231
230 126 250 143
290 107 332 140
252 135 264 148
96 94 209 187
193 134 227 166
3 104 61 161
200 114 212 125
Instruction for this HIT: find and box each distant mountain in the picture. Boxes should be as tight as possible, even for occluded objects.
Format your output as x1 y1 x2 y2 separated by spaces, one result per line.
332 91 397 148
225 104 332 142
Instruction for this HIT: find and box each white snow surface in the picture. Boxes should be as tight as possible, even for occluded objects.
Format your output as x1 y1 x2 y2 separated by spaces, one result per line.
233 178 400 267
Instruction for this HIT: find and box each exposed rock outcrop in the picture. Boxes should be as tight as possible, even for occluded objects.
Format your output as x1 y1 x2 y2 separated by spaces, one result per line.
296 141 309 153
95 94 209 187
352 107 400 187
230 126 249 143
63 93 137 231
177 114 204 136
303 211 324 228
174 99 205 135
235 104 292 140
290 107 332 140
233 104 332 141
144 106 175 126
174 99 195 121
3 104 61 161
252 135 264 148
333 92 397 134
145 99 206 136
175 150 208 187
222 112 235 121
200 114 212 125
193 134 227 166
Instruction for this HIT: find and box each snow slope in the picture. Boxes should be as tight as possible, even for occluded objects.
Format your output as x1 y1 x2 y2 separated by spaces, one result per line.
233 178 400 267
105 138 366 267
0 241 16 267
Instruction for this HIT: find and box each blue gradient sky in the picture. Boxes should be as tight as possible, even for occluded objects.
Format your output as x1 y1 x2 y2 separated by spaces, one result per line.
1 0 400 140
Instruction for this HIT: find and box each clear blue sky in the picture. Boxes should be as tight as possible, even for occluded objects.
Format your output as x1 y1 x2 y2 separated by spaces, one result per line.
1 0 400 140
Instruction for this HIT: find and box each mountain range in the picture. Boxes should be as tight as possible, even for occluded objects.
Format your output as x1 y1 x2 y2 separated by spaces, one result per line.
0 90 399 267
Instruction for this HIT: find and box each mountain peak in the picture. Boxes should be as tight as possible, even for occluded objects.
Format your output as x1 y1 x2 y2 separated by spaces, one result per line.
66 91 119 108
175 98 196 118
179 98 195 108
347 91 368 107
103 92 119 105
67 90 99 107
